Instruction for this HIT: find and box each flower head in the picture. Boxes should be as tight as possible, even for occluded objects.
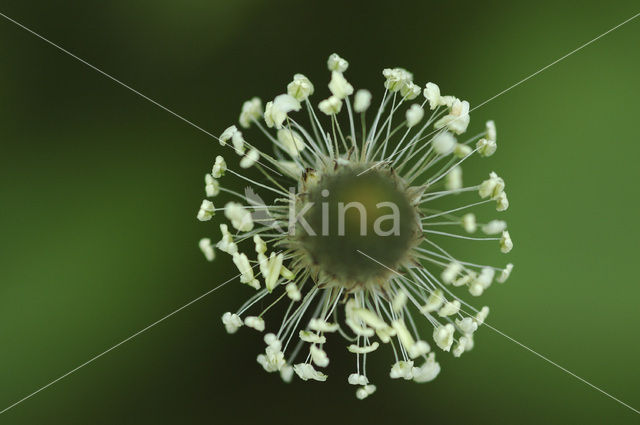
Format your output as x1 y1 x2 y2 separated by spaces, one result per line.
198 54 513 399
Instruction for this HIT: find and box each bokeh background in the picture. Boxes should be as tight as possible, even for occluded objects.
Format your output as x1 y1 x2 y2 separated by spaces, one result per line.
1 1 639 423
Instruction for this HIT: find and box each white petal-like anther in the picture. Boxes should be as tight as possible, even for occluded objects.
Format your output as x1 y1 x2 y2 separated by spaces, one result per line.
264 332 280 348
423 82 443 110
328 71 354 99
318 96 343 115
406 104 424 127
453 272 474 288
476 267 495 290
475 306 490 326
327 53 349 72
253 235 267 254
277 129 306 157
264 94 301 129
442 261 463 284
232 252 260 289
432 132 456 155
259 252 284 292
383 68 413 92
347 342 380 354
205 174 220 197
445 166 463 190
392 319 423 358
497 263 514 283
433 324 455 351
280 365 294 383
221 312 243 334
412 353 441 383
477 138 497 157
469 282 485 296
240 149 259 168
197 200 215 221
496 191 509 211
224 202 254 232
257 345 285 373
482 219 507 235
348 373 369 385
434 99 470 135
500 230 513 253
198 238 215 261
453 336 468 358
455 317 478 334
454 143 472 158
438 300 460 317
239 97 263 128
462 213 477 233
354 89 372 113
310 344 330 367
299 330 326 344
287 74 315 102
408 340 431 359
479 172 505 200
219 125 237 146
293 363 327 381
216 224 237 255
400 81 421 100
390 361 414 380
286 282 301 301
309 319 339 333
486 120 497 141
244 316 265 332
211 155 226 178
356 384 376 400
392 291 408 312
345 318 374 337
420 289 444 313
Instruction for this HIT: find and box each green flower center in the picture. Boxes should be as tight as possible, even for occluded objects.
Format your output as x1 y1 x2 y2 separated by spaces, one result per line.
298 167 420 288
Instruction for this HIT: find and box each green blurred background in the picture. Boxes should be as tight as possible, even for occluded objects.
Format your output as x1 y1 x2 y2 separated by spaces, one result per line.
1 1 639 423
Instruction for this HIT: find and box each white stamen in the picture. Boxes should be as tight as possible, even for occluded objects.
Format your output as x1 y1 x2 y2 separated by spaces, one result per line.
293 363 327 381
411 353 441 382
500 230 513 253
318 96 343 115
482 220 507 235
224 202 254 232
211 155 226 178
287 74 315 102
348 342 380 354
219 125 237 146
240 149 259 168
310 344 330 367
244 316 265 332
327 53 349 72
222 312 243 334
423 82 443 110
433 324 455 351
390 361 414 380
497 263 514 283
239 97 263 128
328 71 354 99
197 200 215 221
354 89 372 113
198 238 215 261
406 104 424 127
205 174 220 197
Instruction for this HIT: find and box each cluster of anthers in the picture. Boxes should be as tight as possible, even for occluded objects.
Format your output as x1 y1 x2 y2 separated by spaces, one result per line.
196 53 513 399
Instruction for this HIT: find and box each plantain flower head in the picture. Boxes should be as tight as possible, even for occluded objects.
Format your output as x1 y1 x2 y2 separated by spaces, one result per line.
197 53 514 399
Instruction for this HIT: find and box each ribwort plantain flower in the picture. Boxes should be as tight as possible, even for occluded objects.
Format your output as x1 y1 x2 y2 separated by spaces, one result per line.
197 53 513 399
